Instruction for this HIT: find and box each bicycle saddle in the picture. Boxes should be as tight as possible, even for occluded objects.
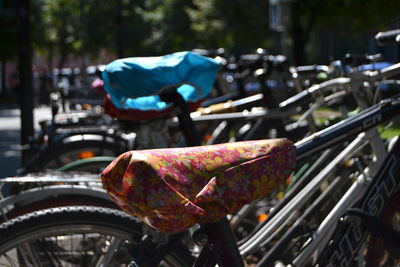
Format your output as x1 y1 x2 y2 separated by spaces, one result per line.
102 51 220 112
103 94 203 122
101 138 296 233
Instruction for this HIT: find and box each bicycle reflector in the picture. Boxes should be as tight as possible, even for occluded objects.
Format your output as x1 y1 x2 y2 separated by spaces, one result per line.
77 150 96 159
258 213 269 223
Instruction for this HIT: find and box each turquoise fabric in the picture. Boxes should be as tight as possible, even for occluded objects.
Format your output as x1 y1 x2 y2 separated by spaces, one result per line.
102 51 220 111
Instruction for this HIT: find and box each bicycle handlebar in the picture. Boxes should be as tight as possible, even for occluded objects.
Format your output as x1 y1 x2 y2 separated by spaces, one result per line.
279 77 351 110
291 65 329 76
280 62 400 110
343 53 382 67
308 77 351 93
369 62 400 80
192 48 225 58
375 29 400 46
239 54 287 65
279 89 313 110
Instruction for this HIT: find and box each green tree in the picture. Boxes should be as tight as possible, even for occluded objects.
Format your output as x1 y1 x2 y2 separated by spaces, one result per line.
187 0 278 53
289 0 400 64
7 0 400 74
0 1 17 61
142 0 197 54
37 0 82 70
115 0 151 56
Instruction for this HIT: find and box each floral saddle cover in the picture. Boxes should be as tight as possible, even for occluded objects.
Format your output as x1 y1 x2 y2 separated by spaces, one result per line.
101 138 296 233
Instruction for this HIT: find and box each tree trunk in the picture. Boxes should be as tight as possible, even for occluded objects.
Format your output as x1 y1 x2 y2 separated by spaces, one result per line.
47 42 54 76
58 4 68 76
58 39 68 73
289 1 315 66
1 60 6 96
17 0 35 164
292 30 306 65
290 2 306 66
116 0 124 58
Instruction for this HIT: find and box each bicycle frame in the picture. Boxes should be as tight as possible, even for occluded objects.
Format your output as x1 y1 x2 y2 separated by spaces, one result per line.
317 134 400 266
3 99 398 267
5 60 400 267
194 97 400 267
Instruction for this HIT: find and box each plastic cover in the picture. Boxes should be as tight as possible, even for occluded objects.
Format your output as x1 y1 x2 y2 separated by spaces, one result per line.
102 51 220 111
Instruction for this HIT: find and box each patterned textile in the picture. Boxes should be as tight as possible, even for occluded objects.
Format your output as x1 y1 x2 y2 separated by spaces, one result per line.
101 138 296 233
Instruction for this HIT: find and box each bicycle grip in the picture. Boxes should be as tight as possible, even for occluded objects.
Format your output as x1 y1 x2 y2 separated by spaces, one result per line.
375 29 400 46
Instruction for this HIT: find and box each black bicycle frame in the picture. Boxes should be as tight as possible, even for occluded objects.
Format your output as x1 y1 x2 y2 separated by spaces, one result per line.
295 97 400 161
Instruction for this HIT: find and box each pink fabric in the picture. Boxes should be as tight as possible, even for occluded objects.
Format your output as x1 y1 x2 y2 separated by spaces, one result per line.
91 78 105 93
101 138 296 233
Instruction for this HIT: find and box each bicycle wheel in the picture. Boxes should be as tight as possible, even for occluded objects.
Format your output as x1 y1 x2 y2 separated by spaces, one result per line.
1 185 118 222
56 156 115 172
0 206 193 267
23 136 126 174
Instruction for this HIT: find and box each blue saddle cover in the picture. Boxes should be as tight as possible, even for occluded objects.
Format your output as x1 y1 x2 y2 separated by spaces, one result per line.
102 51 220 111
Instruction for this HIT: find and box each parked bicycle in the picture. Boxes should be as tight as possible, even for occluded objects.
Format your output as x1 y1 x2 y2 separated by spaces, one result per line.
1 29 400 267
0 94 399 266
20 50 304 174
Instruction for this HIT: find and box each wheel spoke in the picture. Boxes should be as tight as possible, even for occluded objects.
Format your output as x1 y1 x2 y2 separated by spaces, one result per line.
0 206 193 266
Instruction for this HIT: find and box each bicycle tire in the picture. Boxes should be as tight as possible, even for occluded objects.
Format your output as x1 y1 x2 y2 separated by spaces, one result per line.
0 206 193 266
1 185 118 222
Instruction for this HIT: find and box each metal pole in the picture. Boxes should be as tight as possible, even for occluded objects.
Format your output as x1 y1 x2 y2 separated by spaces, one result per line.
116 0 124 58
281 1 291 58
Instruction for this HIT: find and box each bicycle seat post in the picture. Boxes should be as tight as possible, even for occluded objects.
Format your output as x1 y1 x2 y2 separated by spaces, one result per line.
159 84 202 147
193 218 245 267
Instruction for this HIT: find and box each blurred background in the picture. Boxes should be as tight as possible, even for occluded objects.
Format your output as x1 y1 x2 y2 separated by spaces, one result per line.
1 0 400 105
0 0 399 172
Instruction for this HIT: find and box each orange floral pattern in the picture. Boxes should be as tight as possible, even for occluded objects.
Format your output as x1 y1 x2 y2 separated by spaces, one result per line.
101 138 296 233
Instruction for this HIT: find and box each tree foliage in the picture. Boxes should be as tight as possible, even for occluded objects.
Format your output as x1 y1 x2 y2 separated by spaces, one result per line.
288 0 400 64
187 0 277 52
0 0 18 61
2 0 400 66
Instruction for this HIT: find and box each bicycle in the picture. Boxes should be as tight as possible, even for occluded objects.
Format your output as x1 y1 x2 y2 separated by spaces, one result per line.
1 56 400 267
1 50 311 222
0 52 350 225
2 31 400 266
20 50 304 174
0 95 399 266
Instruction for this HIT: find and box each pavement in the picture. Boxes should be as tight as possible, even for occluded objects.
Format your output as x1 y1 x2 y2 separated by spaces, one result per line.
0 106 52 177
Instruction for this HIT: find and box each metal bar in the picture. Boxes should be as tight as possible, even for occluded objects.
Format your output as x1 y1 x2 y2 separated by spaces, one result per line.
239 133 366 255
